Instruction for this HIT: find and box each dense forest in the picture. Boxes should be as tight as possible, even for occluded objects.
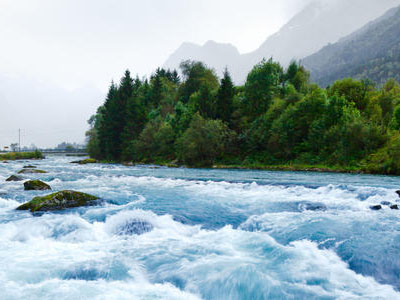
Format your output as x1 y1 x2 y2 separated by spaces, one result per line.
86 58 400 175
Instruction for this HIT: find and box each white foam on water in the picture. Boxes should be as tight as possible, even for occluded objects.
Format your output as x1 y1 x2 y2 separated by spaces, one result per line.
0 206 399 299
0 277 201 300
0 197 20 209
36 171 398 215
1 157 400 299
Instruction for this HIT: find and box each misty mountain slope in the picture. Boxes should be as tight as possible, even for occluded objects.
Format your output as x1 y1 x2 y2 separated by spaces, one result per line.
164 0 400 83
164 41 241 77
302 5 400 86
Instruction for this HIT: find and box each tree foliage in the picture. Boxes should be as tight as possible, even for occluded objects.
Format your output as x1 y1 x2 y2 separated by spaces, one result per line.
86 59 400 174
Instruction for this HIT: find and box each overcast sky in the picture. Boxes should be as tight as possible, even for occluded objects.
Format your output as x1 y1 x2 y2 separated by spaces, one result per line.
0 0 311 148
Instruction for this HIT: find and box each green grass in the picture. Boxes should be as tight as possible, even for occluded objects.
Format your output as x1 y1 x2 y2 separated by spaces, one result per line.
0 150 43 161
212 163 362 174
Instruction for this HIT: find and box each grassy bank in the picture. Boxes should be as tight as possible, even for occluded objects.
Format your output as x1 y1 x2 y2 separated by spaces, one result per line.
121 159 364 174
92 156 392 176
212 163 363 174
0 151 43 161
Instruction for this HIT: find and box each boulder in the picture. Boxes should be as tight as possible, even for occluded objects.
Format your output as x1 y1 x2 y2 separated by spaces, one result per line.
6 175 24 182
370 205 382 211
18 169 47 174
23 165 37 169
396 190 400 197
16 190 99 212
116 219 154 235
24 180 51 191
298 202 327 212
390 204 399 210
71 159 97 165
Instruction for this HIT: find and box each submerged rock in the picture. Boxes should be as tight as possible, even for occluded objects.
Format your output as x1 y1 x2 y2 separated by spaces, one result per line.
298 202 327 212
23 165 36 169
116 219 154 235
71 159 97 165
381 201 392 206
390 204 399 210
24 180 51 191
16 190 99 212
6 175 24 182
18 169 47 174
370 205 382 211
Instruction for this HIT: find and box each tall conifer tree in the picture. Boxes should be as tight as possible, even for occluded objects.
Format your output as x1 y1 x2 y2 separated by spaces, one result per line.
216 69 235 124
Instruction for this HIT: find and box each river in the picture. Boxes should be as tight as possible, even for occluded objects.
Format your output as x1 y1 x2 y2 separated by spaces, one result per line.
1 155 400 299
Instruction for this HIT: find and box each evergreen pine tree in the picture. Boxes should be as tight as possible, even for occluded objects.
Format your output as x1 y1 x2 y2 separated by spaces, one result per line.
121 90 147 161
98 81 118 160
108 70 134 160
216 69 235 124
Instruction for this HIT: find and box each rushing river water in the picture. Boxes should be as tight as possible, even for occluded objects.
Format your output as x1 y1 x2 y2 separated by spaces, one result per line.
1 155 400 299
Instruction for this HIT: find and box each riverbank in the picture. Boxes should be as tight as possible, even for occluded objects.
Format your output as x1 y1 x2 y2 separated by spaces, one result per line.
211 163 363 174
122 160 366 174
0 151 43 161
94 158 392 176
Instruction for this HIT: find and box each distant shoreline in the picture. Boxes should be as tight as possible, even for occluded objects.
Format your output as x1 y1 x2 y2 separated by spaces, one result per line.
0 151 43 161
118 161 375 175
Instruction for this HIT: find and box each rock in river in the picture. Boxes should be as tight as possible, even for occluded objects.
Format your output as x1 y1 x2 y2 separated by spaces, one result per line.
23 165 37 169
16 190 99 212
298 202 327 212
24 180 51 191
71 159 97 165
18 169 47 174
370 205 382 211
6 175 24 182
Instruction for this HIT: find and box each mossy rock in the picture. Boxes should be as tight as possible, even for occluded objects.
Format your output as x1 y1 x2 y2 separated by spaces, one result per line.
6 175 24 182
24 180 51 191
16 190 99 212
23 165 37 169
71 158 97 165
18 169 47 174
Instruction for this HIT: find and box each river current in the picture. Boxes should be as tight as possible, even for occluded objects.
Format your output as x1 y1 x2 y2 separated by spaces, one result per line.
1 155 400 299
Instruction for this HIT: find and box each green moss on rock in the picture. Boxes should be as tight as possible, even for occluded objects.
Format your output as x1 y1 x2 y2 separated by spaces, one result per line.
24 180 51 191
71 158 97 164
23 165 37 169
16 190 99 212
6 175 23 182
18 169 47 174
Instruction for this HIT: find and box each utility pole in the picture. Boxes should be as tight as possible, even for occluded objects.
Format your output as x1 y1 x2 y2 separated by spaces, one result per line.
18 129 21 152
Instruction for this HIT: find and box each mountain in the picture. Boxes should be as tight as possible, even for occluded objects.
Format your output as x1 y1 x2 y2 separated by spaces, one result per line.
163 0 400 84
164 41 241 78
302 5 400 86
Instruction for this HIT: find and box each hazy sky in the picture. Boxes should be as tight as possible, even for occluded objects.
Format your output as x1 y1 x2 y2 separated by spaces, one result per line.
0 0 310 148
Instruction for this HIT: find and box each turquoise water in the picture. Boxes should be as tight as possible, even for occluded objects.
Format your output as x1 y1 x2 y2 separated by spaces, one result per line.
1 155 400 299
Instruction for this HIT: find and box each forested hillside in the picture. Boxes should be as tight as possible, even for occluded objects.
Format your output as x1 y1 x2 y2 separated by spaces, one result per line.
303 5 400 86
86 59 400 175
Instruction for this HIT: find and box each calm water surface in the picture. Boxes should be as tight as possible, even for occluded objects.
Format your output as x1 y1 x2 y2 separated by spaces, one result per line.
1 155 400 299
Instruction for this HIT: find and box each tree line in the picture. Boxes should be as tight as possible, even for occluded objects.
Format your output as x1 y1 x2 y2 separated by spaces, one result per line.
86 59 400 174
